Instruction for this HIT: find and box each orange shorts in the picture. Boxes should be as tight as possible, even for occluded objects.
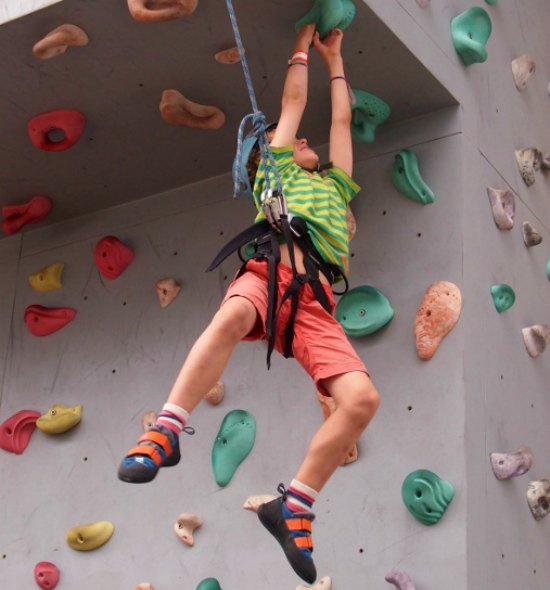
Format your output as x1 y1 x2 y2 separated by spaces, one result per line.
222 258 368 395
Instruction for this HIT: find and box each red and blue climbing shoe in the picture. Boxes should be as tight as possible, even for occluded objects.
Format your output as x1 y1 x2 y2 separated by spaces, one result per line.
257 484 317 584
118 425 183 484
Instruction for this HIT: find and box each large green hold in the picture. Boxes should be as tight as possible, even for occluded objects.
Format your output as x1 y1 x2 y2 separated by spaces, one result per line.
450 7 492 66
295 0 356 39
196 579 222 590
212 409 256 487
391 149 435 205
335 285 394 337
402 469 455 525
351 89 391 144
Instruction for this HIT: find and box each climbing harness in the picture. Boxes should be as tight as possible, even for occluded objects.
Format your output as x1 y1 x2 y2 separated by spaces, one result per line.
212 0 349 368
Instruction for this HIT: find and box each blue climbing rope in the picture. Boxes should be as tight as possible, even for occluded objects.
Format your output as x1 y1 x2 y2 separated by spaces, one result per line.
225 0 283 198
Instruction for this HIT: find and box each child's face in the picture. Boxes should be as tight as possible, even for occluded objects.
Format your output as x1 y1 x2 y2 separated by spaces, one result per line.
293 137 320 171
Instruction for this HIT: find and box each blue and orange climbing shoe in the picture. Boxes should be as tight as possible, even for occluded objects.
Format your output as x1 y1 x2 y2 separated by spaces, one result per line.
117 425 192 484
257 484 317 584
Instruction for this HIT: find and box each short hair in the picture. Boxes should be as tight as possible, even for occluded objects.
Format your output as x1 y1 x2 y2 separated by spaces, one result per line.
246 124 278 192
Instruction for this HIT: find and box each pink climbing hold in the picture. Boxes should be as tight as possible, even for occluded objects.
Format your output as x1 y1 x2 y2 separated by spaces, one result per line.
34 561 61 589
24 305 77 336
2 195 52 235
0 410 41 454
94 235 134 279
27 109 85 151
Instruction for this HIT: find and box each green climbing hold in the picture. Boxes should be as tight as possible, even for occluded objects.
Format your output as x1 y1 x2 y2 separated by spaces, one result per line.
485 0 497 4
350 89 391 144
295 0 356 39
196 579 222 590
212 409 256 487
335 285 394 337
391 149 435 205
402 469 455 526
450 7 492 66
546 255 550 281
490 284 515 313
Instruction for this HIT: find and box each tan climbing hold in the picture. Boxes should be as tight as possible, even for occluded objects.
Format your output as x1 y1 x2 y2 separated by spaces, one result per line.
127 0 198 22
296 576 332 590
511 54 536 91
515 148 542 186
243 494 278 512
317 391 358 465
486 187 515 230
141 410 157 431
174 512 202 546
135 584 155 590
33 24 88 60
522 324 550 358
160 90 225 130
155 277 181 308
214 46 241 65
522 221 542 247
526 479 550 521
205 381 225 405
414 281 462 361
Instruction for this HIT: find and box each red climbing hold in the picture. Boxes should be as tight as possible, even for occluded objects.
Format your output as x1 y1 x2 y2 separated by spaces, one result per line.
34 561 61 590
27 109 85 151
2 195 52 235
24 305 77 336
94 235 134 280
0 410 41 454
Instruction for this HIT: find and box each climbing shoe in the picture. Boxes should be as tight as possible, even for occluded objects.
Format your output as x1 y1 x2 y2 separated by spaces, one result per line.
118 425 182 484
257 484 317 584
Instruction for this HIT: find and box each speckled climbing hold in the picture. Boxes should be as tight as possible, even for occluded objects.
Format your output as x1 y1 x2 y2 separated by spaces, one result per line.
522 221 542 248
295 0 356 39
0 410 41 454
486 187 515 230
155 277 181 308
205 381 225 405
385 570 416 590
515 147 542 186
29 262 65 292
490 284 515 313
414 281 462 361
127 0 197 22
317 391 357 465
522 324 550 358
243 494 278 512
526 480 550 521
402 469 455 525
215 46 241 64
36 404 82 435
450 7 492 66
212 409 256 487
160 90 225 130
335 285 394 337
2 195 52 235
391 149 435 205
174 512 202 546
297 575 332 590
490 446 532 480
66 521 114 551
34 561 60 590
142 410 157 431
196 578 222 590
32 24 88 60
350 89 390 144
27 109 85 152
94 235 134 280
511 54 536 91
24 305 76 336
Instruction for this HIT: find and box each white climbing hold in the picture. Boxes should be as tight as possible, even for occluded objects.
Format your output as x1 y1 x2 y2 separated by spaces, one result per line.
486 187 515 230
515 148 542 186
243 494 277 512
296 576 332 590
526 480 550 521
155 277 181 308
522 221 543 247
490 446 533 480
511 54 536 91
174 513 203 546
522 324 550 358
385 570 416 590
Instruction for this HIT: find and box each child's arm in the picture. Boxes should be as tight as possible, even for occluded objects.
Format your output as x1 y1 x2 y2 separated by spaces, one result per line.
270 24 316 148
313 29 353 177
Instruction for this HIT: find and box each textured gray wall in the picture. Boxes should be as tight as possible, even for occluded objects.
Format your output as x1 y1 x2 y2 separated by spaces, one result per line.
2 1 550 590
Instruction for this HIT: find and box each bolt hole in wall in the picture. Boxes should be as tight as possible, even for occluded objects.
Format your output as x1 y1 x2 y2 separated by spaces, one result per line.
46 127 65 143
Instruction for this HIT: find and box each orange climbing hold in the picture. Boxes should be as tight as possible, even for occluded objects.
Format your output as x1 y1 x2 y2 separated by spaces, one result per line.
127 0 198 22
32 24 88 60
159 90 225 130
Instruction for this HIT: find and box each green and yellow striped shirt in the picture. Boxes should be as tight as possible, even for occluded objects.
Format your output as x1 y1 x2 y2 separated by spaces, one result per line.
253 145 361 275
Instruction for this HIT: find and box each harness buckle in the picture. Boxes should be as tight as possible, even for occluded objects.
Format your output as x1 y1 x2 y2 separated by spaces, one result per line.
261 188 287 233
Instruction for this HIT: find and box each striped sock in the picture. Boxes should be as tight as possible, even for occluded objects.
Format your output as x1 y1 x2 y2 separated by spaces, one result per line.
155 403 190 435
285 479 318 513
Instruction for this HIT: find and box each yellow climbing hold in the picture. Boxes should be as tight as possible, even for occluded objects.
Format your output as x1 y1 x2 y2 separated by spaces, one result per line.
28 262 65 292
66 521 114 551
36 404 82 434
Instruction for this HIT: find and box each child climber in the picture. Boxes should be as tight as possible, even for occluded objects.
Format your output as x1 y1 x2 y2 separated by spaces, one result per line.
118 24 380 584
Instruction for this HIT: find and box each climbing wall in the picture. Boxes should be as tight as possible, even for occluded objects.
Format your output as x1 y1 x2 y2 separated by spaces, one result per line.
1 1 550 589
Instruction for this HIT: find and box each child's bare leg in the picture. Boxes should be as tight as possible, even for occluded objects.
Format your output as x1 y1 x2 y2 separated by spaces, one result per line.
118 296 257 483
257 371 380 583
